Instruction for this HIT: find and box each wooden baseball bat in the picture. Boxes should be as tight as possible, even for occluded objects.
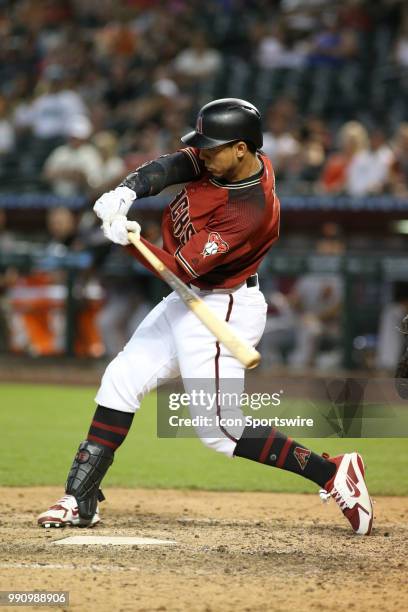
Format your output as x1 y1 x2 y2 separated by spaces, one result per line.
128 233 261 369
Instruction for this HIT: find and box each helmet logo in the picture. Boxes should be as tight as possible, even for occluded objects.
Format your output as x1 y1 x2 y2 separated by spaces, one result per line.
202 232 229 257
196 114 203 134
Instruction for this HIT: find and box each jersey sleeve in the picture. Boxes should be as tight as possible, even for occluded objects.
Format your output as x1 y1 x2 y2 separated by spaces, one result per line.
174 189 267 279
120 148 204 198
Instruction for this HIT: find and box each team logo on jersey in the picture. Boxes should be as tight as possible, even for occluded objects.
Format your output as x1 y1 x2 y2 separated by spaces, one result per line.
293 447 311 470
202 232 229 257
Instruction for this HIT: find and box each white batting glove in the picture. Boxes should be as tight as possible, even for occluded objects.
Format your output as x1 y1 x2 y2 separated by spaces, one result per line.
102 215 141 246
93 186 136 222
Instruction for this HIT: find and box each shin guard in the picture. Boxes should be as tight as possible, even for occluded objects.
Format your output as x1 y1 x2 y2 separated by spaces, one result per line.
66 440 114 520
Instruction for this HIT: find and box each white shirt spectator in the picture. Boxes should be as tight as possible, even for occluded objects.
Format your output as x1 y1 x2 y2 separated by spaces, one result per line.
13 100 34 130
44 145 103 196
102 157 126 184
346 146 393 196
262 131 300 168
44 118 103 196
294 274 342 316
0 119 15 154
174 47 222 79
92 130 126 189
395 36 408 67
30 89 88 139
257 36 306 69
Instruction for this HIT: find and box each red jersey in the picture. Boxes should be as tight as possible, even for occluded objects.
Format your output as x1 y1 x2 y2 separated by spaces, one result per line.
129 147 280 289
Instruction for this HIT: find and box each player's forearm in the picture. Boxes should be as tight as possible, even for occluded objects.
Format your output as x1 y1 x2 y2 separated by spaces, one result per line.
120 150 201 198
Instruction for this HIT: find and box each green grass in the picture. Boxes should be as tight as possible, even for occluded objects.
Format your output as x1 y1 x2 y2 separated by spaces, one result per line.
0 383 407 495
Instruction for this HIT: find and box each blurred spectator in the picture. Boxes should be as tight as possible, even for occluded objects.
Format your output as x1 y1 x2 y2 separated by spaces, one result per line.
29 65 89 140
173 31 222 82
338 0 373 32
262 223 345 369
346 127 394 196
97 219 161 356
0 209 17 352
298 118 328 181
262 103 300 177
287 226 345 368
45 206 104 358
97 275 151 357
320 121 369 194
280 0 332 34
376 282 408 372
45 207 77 251
307 11 357 67
92 131 126 195
367 129 394 192
0 96 15 155
276 117 329 193
390 123 408 196
394 18 408 68
255 23 307 69
123 124 165 170
157 108 191 151
103 59 140 111
96 19 139 59
43 116 103 196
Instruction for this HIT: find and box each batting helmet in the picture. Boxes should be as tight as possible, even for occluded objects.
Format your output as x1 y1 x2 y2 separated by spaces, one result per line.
181 98 263 150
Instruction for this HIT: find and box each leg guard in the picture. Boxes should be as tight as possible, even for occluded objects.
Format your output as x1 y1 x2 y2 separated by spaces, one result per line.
65 440 114 521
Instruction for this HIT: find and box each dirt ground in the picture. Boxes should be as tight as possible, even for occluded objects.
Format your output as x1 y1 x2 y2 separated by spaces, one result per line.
0 488 407 612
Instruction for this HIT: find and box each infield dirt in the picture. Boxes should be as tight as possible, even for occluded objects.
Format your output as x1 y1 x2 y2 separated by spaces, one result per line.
0 487 407 612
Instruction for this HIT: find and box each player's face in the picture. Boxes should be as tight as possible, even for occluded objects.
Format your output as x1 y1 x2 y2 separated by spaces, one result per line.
198 143 243 179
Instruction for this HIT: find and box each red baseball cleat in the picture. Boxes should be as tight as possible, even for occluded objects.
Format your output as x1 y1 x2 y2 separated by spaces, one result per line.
37 494 100 528
319 452 373 535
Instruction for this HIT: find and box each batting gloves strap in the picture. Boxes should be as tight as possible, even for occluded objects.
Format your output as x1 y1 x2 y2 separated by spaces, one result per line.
93 186 136 222
102 214 141 245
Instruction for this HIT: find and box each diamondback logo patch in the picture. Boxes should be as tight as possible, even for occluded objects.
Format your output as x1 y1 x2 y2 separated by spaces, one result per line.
293 446 311 470
202 232 229 257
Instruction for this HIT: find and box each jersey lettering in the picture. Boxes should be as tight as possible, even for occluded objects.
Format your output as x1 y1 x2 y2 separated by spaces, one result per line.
169 189 195 245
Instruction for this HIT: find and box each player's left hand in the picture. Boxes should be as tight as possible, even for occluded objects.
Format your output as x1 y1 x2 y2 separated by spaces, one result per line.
94 186 136 222
102 214 141 245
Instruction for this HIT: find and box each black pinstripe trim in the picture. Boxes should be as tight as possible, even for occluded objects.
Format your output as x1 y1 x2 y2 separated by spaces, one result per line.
215 294 238 443
209 176 262 189
182 147 201 176
175 246 199 278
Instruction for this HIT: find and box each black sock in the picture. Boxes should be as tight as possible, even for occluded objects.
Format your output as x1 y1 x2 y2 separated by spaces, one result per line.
87 405 134 451
234 425 336 488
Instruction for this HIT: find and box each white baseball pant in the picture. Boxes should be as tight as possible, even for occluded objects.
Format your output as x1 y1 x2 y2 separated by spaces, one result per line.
95 281 267 457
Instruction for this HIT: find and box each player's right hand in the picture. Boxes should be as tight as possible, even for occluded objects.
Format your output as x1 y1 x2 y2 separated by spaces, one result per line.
93 186 136 222
102 214 141 246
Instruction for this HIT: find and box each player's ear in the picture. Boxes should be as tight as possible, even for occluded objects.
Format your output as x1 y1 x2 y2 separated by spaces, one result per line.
235 141 247 160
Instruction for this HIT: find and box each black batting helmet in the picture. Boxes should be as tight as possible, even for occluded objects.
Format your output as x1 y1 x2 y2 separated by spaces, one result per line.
181 98 263 150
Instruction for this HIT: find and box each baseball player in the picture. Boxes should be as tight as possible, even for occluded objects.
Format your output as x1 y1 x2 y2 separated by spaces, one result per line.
38 99 373 535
